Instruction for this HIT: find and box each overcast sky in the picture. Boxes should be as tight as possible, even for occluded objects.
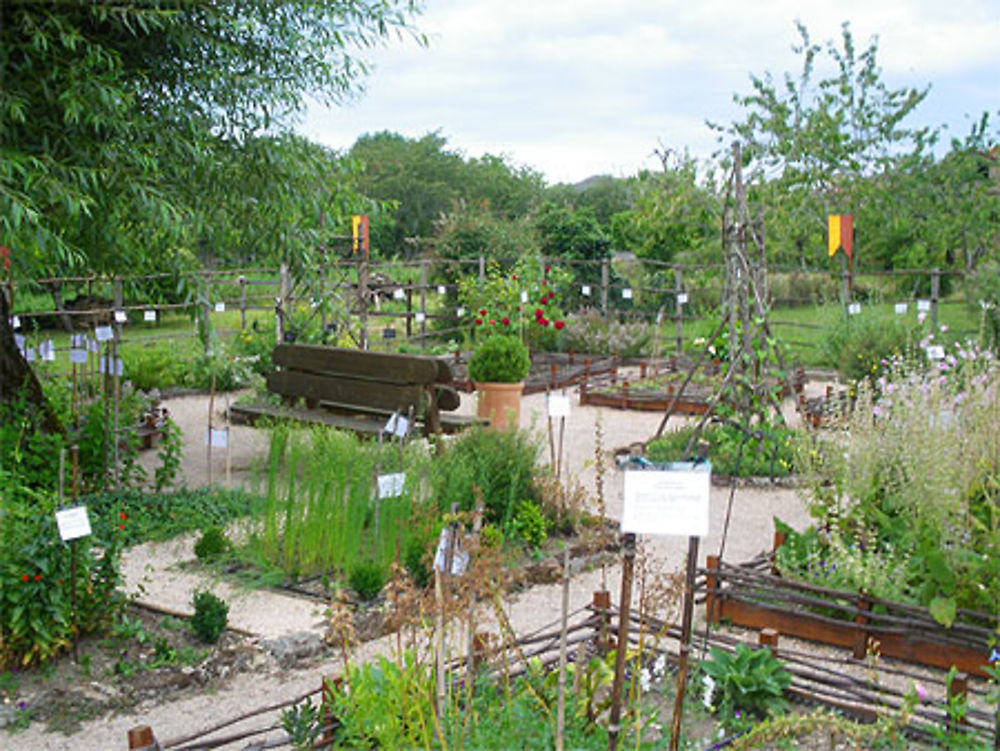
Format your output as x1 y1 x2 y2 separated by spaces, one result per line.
300 0 1000 185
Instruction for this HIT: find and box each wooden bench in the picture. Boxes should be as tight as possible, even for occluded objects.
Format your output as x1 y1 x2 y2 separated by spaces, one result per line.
230 344 479 436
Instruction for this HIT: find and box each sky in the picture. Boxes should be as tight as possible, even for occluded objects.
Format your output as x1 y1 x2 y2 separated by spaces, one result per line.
300 0 1000 185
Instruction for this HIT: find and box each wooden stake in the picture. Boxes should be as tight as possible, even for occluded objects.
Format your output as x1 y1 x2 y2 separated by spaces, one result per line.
607 532 636 751
669 536 700 751
556 545 570 751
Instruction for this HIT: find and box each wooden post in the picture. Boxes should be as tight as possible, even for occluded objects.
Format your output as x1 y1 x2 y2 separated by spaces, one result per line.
607 533 636 751
127 725 158 750
419 262 428 349
674 266 684 353
478 255 485 281
239 275 247 330
277 263 288 346
931 267 941 328
601 258 609 321
772 529 787 576
948 671 970 734
759 628 779 658
668 536 700 751
593 589 612 654
405 286 413 342
556 545 570 751
705 554 720 623
112 276 123 489
357 252 369 351
853 591 871 660
321 676 340 743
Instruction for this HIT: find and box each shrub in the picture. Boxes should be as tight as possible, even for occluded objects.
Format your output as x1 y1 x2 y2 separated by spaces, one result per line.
432 428 541 526
468 334 531 383
194 526 231 562
349 561 385 601
700 644 790 733
563 309 653 358
479 524 504 550
646 422 797 478
822 310 916 384
510 501 548 550
191 590 228 643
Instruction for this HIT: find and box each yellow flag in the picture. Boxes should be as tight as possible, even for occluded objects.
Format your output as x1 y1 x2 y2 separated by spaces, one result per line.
828 214 842 257
351 215 363 253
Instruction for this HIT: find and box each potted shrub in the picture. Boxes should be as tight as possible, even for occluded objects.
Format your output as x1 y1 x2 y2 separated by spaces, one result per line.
468 334 530 430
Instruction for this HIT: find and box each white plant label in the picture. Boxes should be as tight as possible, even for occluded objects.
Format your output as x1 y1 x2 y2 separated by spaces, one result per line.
393 288 405 300
56 506 92 541
14 334 25 352
99 356 123 376
70 349 88 364
377 472 406 499
621 463 711 537
95 325 114 342
437 285 447 295
42 340 55 362
25 347 36 362
581 285 591 297
894 303 908 315
622 288 633 300
207 427 229 448
547 394 571 418
433 528 469 576
677 293 688 305
918 299 931 312
114 309 127 323
415 312 426 323
656 310 664 325
11 316 20 329
144 309 157 322
926 345 945 361
88 339 99 353
521 291 529 303
383 413 410 438
848 302 861 316
457 307 465 317
214 301 226 313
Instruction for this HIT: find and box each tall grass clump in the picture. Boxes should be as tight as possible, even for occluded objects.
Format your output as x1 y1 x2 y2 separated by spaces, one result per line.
251 426 430 582
791 336 1000 620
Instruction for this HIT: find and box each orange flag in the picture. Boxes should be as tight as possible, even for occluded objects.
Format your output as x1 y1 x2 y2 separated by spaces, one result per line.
828 214 854 259
828 215 841 257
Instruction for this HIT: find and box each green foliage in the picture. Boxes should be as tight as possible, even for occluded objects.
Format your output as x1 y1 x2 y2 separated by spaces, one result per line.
0 479 126 668
822 310 918 384
432 428 541 526
281 697 322 751
194 527 231 562
510 501 549 551
153 415 183 493
563 309 654 358
348 561 385 602
479 524 504 550
190 591 228 644
969 259 1000 350
468 334 531 383
700 644 790 733
647 423 797 478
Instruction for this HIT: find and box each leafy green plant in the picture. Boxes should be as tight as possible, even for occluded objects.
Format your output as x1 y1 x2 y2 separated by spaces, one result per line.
563 309 654 358
281 697 322 751
647 421 797 477
348 561 385 601
153 414 183 492
468 333 531 383
190 590 228 643
510 501 548 551
193 526 231 562
822 310 917 384
700 644 790 733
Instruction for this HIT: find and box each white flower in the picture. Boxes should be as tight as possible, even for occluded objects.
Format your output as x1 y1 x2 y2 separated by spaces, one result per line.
703 675 715 709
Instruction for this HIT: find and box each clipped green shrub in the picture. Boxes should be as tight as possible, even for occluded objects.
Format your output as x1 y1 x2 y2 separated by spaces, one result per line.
191 590 228 643
194 526 231 561
349 561 385 601
432 427 540 526
468 334 531 383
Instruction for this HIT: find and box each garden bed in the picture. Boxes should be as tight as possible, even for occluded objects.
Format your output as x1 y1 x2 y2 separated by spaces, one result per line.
445 351 617 395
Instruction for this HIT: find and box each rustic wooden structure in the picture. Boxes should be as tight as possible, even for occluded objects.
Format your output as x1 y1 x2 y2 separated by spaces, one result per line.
703 552 999 678
230 344 478 436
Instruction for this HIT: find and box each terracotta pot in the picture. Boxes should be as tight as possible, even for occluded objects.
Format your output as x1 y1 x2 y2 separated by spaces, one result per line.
474 381 524 431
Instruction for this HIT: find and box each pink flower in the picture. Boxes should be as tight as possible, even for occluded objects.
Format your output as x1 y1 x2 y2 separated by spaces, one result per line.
501 317 510 326
915 682 927 701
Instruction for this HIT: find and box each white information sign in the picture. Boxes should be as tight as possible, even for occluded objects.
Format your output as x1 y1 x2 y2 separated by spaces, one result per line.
383 413 410 438
917 299 931 313
214 301 226 313
393 288 406 300
56 506 92 541
894 303 908 315
415 312 426 323
926 345 945 361
622 288 633 300
377 472 406 499
206 427 229 448
547 394 571 418
848 302 861 316
144 309 157 322
581 285 591 297
95 325 114 342
433 528 469 576
70 349 88 364
437 285 447 295
621 464 710 537
114 309 128 323
677 293 688 305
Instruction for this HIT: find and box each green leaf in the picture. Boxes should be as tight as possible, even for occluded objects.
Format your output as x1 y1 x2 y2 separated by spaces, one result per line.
929 596 957 628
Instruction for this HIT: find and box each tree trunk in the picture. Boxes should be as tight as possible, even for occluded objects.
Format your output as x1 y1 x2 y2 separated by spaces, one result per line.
0 289 62 434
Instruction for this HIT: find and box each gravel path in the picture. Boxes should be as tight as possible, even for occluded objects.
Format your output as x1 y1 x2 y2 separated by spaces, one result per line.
18 381 817 750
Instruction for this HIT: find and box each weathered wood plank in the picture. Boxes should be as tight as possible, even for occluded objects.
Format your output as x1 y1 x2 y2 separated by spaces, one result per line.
229 402 484 435
274 344 439 384
267 370 424 413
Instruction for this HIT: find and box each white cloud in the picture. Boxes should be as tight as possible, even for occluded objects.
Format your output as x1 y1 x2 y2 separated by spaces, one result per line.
301 0 1000 183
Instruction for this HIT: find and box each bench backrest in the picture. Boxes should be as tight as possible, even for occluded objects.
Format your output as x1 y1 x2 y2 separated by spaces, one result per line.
267 344 456 414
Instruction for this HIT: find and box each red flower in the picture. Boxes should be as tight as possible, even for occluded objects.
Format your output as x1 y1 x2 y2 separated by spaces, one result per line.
34 574 41 582
511 274 517 281
541 280 547 286
21 574 29 582
554 320 565 331
539 318 550 327
534 308 543 318
545 265 551 273
501 317 510 326
119 524 126 530
120 512 127 520
479 309 487 316
547 292 555 301
475 318 483 326
489 319 496 326
540 299 547 306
